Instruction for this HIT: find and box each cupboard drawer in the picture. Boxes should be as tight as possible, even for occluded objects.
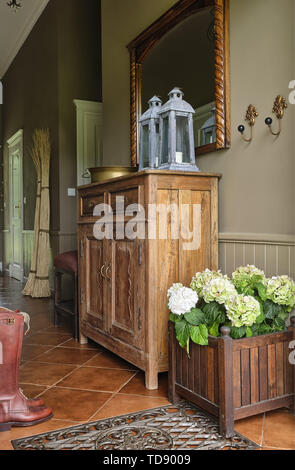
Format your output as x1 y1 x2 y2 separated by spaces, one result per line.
110 187 141 214
81 193 105 217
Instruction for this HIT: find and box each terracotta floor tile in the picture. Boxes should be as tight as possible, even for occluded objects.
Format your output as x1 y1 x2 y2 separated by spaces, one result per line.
234 414 264 446
0 419 78 451
261 447 291 451
24 332 72 346
44 325 74 335
20 384 48 399
21 344 53 362
263 410 295 450
119 372 168 397
86 350 137 370
58 367 137 392
32 347 101 365
92 394 170 421
20 362 77 386
38 387 113 421
61 338 102 351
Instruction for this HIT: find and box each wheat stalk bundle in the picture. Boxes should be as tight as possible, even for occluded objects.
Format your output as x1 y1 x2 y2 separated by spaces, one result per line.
31 129 51 298
22 132 42 296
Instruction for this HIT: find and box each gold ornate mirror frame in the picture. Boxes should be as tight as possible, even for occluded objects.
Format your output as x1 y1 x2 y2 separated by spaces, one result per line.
127 0 230 167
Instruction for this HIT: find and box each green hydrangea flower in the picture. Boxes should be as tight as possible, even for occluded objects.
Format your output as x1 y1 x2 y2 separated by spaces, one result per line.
190 269 229 298
266 275 295 310
232 265 266 294
202 277 237 305
225 294 261 328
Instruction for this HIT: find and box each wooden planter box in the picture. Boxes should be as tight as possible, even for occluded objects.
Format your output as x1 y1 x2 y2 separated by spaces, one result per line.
168 320 295 438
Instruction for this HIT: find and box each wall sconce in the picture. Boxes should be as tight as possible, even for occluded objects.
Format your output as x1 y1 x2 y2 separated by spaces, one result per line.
237 105 259 142
265 95 287 136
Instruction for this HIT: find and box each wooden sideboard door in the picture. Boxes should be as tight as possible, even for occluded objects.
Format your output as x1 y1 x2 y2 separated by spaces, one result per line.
107 237 144 350
83 226 108 332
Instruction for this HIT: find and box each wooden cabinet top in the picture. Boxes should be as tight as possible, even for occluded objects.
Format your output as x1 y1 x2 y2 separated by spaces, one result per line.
77 169 222 191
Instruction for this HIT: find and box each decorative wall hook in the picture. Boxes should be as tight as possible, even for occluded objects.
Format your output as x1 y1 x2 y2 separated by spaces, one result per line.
265 95 287 136
237 105 259 142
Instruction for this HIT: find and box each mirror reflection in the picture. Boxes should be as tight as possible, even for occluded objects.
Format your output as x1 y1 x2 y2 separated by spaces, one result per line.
141 6 216 151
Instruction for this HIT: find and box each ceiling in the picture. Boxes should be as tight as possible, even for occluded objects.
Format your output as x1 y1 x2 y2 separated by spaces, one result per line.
0 0 49 79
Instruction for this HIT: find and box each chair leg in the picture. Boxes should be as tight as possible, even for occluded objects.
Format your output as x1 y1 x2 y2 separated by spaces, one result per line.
54 271 63 327
74 273 79 341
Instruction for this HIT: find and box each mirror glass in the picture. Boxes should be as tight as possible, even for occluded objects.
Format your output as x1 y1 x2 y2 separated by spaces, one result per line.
141 6 216 151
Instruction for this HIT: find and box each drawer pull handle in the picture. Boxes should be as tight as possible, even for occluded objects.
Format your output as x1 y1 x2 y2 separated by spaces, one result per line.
106 265 112 281
100 265 106 279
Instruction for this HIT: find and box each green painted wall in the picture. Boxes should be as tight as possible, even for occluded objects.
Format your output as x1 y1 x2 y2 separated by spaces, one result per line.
2 0 101 272
101 0 295 237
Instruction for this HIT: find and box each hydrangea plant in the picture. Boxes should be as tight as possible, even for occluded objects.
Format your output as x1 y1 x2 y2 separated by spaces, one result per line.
169 267 295 353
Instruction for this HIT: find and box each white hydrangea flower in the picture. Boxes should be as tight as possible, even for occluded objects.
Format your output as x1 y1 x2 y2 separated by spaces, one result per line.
225 295 261 328
232 265 266 292
167 283 199 316
190 269 229 298
202 277 236 305
266 275 295 309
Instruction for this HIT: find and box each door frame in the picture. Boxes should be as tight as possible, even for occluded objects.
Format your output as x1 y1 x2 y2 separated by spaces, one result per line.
7 129 24 281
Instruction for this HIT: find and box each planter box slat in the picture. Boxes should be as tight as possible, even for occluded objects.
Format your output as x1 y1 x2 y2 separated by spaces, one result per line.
276 342 284 396
250 348 259 404
193 345 201 395
201 347 208 399
268 344 277 399
234 395 293 420
241 349 251 406
233 351 241 408
259 346 268 401
233 331 292 351
169 321 295 438
175 384 219 417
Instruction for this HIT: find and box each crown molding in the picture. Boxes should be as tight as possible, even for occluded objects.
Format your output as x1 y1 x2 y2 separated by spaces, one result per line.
0 0 50 79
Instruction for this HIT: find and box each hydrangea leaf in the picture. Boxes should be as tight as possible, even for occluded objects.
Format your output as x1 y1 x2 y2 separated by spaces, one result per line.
255 282 267 301
175 321 190 349
263 300 284 319
246 326 253 338
209 321 220 337
190 324 209 346
184 308 205 326
230 326 246 339
169 313 183 323
202 302 223 325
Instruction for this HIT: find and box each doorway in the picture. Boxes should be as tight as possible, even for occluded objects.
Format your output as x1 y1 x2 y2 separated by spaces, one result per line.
7 129 24 281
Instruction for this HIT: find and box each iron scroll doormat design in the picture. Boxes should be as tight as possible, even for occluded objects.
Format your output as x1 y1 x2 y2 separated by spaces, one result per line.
12 402 258 451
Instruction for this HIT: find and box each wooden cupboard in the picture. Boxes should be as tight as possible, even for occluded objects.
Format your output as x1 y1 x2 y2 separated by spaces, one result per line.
77 170 220 389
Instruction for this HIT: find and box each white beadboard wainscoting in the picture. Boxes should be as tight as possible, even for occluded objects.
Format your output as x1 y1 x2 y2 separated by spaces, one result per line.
219 233 295 279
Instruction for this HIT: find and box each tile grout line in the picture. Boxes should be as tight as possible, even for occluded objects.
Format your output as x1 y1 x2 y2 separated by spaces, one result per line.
32 350 112 399
260 413 266 447
85 371 139 423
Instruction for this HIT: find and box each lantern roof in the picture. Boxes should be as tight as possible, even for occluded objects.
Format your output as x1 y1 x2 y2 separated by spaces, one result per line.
159 87 195 116
139 96 162 122
201 107 216 130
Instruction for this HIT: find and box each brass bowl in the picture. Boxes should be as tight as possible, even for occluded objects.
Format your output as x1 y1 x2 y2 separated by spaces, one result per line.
88 166 137 183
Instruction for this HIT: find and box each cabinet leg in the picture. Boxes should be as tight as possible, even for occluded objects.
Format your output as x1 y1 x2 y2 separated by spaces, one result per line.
145 370 158 390
79 331 88 345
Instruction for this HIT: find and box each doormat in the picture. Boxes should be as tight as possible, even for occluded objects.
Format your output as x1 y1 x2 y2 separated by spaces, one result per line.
11 402 259 451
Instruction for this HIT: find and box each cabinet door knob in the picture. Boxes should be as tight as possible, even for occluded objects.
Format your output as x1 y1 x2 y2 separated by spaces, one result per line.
106 265 112 281
100 265 106 279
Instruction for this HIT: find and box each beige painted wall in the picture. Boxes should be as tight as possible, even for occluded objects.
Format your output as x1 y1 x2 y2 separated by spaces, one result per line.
101 0 295 238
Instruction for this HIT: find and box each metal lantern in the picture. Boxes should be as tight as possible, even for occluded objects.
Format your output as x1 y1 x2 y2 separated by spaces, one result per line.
158 88 199 172
139 96 162 170
200 106 216 146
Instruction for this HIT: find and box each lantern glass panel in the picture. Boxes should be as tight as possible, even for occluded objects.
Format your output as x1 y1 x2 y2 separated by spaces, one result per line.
141 124 150 168
176 116 190 163
155 123 160 167
161 116 169 164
